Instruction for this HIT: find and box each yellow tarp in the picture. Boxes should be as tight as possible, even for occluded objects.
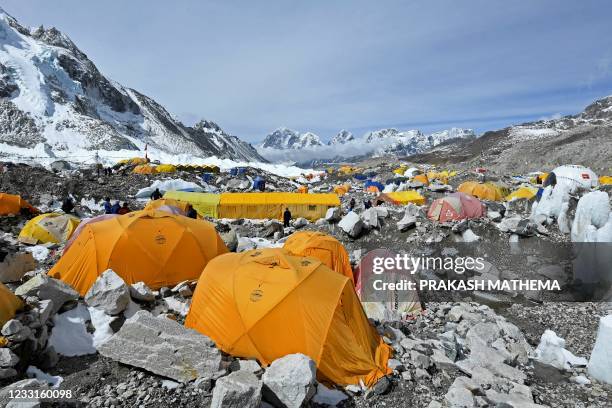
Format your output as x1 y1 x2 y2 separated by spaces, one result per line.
18 213 80 244
219 193 340 221
0 282 23 327
163 191 220 218
385 191 426 205
506 186 538 201
155 164 177 173
48 210 228 295
185 248 391 386
458 181 506 201
284 231 353 283
0 193 37 216
133 164 157 174
599 176 612 185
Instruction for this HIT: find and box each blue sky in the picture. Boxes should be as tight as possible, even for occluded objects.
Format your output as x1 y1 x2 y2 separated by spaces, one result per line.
5 1 612 143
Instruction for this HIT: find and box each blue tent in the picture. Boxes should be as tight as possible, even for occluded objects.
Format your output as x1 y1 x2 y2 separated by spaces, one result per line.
230 167 248 176
364 180 385 191
200 172 214 183
253 176 266 191
353 174 367 180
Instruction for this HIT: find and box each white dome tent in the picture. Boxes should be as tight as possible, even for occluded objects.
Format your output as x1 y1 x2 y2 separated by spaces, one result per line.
552 165 599 191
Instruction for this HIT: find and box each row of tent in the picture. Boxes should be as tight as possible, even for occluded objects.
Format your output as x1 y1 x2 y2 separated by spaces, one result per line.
38 210 390 386
164 191 340 221
132 164 219 175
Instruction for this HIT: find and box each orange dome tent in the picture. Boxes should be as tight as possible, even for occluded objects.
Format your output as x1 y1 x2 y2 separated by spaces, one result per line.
185 248 391 386
457 181 505 201
1 282 23 327
48 210 228 295
133 164 157 174
283 231 353 283
412 173 429 185
0 193 37 216
144 198 190 216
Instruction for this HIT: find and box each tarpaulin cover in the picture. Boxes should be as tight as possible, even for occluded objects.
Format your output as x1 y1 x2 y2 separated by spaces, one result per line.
135 179 205 199
163 191 220 218
219 193 340 221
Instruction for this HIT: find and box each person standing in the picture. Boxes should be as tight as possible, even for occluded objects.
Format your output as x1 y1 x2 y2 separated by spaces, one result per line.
283 207 292 227
103 197 112 214
150 188 163 200
186 204 198 219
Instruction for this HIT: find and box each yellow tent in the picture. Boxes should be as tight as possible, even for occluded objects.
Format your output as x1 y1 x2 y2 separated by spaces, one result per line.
599 176 612 185
200 164 220 174
333 184 350 196
218 193 340 221
155 164 177 173
0 282 23 327
133 164 157 174
163 191 220 218
185 248 391 386
506 186 538 201
393 166 407 175
339 166 355 175
412 173 429 185
144 198 190 215
458 181 506 201
284 231 354 283
384 191 426 205
427 170 453 185
18 213 80 245
0 193 37 216
297 185 309 194
48 210 228 295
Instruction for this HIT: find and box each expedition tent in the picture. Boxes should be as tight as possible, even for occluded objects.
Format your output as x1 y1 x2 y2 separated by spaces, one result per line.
0 282 23 327
218 193 340 221
283 231 353 282
297 185 308 193
64 214 118 254
364 180 384 193
353 174 367 181
381 191 426 206
427 192 486 222
155 164 177 173
333 184 350 196
412 174 429 185
552 165 599 190
116 157 148 166
185 248 391 386
230 167 248 176
253 177 266 192
144 198 190 215
457 181 506 201
133 164 157 175
163 191 220 218
506 186 538 201
0 193 37 216
48 210 228 295
18 213 80 245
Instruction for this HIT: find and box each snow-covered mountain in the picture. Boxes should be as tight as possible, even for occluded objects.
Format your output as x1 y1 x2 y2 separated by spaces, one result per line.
329 130 354 145
260 128 323 150
258 124 475 162
0 9 265 163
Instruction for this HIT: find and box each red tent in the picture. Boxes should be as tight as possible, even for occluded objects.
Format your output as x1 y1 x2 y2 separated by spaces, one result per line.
427 192 486 222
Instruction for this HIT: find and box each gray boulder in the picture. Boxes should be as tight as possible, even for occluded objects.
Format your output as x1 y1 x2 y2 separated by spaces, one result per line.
0 251 36 283
0 349 19 367
220 228 239 252
325 207 342 223
338 212 363 238
15 274 78 315
98 310 221 383
211 370 262 408
262 353 317 408
129 282 155 302
84 269 130 315
292 218 308 228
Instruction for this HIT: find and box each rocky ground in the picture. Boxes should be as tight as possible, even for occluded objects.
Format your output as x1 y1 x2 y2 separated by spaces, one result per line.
0 161 610 407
